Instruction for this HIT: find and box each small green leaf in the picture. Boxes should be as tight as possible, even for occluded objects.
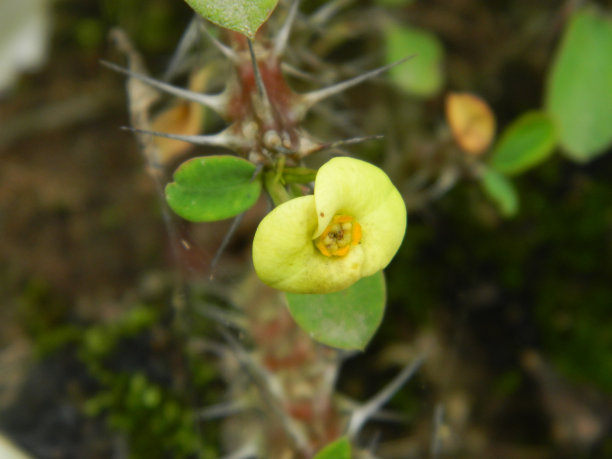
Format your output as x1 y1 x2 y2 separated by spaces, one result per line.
165 155 261 222
546 8 612 162
185 0 279 39
385 24 444 97
313 437 351 459
480 167 519 218
490 111 557 175
285 272 386 350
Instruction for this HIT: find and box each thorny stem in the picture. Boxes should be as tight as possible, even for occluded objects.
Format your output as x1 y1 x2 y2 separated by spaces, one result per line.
111 1 428 454
218 327 311 454
346 353 426 439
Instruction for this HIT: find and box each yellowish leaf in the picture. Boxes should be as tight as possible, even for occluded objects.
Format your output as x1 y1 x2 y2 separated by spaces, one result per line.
445 92 496 155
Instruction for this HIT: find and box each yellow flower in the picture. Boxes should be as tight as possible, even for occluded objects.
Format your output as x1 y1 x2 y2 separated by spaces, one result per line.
252 157 406 293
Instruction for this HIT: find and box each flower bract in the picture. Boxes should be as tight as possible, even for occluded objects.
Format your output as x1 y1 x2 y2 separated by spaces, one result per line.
252 157 406 293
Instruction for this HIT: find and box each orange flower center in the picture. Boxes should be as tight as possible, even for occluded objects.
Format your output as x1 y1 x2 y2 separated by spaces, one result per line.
315 214 362 257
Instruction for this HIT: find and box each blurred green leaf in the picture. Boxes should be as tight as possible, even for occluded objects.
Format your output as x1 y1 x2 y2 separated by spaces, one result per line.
490 111 557 175
385 23 444 97
74 18 105 49
165 155 261 222
313 436 351 459
480 167 519 217
285 272 386 350
184 0 279 38
546 8 612 162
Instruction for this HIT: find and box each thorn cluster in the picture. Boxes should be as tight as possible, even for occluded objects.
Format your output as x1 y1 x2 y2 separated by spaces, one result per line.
107 5 409 170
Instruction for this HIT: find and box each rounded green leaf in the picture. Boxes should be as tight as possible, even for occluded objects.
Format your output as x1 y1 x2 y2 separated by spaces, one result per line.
285 271 386 350
313 437 351 459
489 111 557 175
480 167 519 218
545 8 612 162
184 0 279 39
385 23 444 97
165 155 261 222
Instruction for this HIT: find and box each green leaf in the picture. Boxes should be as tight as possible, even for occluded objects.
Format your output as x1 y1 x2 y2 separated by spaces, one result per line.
545 8 612 162
285 272 386 350
385 24 444 97
480 167 519 218
313 437 351 459
165 155 261 222
490 111 557 175
184 0 279 39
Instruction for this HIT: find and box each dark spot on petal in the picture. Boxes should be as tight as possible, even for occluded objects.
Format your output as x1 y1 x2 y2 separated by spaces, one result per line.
320 212 324 217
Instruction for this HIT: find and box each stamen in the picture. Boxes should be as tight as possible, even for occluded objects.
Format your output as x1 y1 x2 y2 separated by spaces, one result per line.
315 214 361 257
